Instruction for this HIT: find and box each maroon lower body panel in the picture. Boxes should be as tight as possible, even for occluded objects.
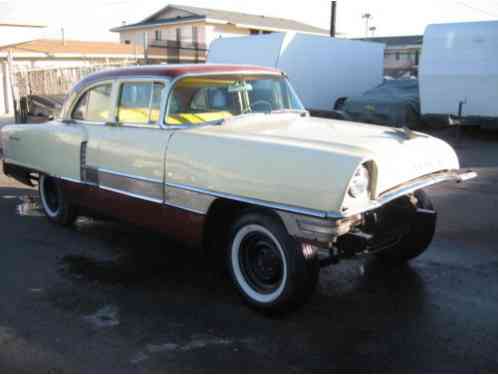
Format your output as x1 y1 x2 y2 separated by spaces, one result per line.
61 179 205 248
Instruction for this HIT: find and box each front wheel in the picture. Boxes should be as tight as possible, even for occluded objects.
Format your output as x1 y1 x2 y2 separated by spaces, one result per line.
376 190 437 263
39 175 78 226
227 210 319 313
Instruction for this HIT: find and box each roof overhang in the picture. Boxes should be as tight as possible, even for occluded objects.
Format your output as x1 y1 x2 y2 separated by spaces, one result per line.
0 22 47 28
0 51 159 59
205 18 328 35
110 16 206 32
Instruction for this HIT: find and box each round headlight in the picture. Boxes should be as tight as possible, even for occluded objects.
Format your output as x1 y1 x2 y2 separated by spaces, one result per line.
348 165 370 199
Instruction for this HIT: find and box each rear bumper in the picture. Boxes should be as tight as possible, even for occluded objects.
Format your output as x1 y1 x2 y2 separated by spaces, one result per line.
2 161 36 186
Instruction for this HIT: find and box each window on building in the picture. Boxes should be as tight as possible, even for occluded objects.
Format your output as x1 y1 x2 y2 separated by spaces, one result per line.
117 82 165 125
155 30 162 41
182 26 193 43
72 84 113 122
176 28 182 42
163 28 176 41
395 52 401 61
124 40 131 45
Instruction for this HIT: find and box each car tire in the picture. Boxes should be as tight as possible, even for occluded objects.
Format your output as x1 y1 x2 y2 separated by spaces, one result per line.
376 190 436 264
39 175 78 226
227 210 320 314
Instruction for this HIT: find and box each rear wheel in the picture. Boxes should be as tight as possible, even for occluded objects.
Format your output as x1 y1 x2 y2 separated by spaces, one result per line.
39 175 78 226
227 210 319 313
376 190 436 263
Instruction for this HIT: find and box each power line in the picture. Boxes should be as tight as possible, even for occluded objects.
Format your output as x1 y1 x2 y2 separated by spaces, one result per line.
455 1 498 18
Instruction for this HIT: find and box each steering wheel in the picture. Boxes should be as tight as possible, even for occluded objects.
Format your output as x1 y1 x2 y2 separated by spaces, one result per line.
250 100 273 113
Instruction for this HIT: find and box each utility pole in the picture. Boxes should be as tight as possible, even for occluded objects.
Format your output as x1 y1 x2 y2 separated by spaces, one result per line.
330 1 337 37
143 31 149 65
362 13 372 37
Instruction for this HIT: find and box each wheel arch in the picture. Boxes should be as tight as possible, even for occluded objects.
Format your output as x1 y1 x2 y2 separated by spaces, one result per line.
202 197 286 253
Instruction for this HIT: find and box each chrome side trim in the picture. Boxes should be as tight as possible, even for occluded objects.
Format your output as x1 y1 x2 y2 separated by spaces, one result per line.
100 185 163 204
165 182 337 219
98 169 163 202
165 184 216 215
85 166 99 186
60 176 83 184
277 211 361 244
80 141 88 182
98 168 162 184
161 200 206 215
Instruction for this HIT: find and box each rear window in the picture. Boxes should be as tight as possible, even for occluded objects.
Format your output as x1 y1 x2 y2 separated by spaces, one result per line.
72 84 113 122
117 82 165 126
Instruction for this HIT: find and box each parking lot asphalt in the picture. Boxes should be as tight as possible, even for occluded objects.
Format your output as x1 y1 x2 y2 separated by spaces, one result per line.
0 127 497 373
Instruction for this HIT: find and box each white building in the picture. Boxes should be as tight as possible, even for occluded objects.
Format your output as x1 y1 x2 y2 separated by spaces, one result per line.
110 4 329 63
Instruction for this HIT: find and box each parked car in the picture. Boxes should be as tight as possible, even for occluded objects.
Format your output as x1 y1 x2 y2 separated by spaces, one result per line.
336 79 422 129
1 64 476 313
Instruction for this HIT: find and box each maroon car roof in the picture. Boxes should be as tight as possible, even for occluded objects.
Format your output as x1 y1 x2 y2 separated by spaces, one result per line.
74 64 282 92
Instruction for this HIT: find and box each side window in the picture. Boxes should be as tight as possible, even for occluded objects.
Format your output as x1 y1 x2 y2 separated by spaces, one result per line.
72 83 113 122
117 82 165 126
150 83 164 123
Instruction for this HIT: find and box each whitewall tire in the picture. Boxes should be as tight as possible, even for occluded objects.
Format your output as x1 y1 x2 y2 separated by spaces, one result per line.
228 210 319 313
39 175 78 226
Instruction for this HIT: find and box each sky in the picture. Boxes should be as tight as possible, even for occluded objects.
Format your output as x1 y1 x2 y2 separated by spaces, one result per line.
1 0 498 45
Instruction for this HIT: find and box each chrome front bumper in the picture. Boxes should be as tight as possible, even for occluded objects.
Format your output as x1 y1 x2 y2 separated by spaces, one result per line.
341 170 477 219
282 170 477 246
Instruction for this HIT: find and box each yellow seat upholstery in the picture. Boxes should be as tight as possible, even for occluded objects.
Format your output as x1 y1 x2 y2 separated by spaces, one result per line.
117 108 161 124
166 112 233 125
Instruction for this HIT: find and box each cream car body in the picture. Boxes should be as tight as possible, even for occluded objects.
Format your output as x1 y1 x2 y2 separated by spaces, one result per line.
0 64 476 311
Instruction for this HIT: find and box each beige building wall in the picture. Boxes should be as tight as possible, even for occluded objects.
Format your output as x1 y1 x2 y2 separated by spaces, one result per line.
119 22 253 49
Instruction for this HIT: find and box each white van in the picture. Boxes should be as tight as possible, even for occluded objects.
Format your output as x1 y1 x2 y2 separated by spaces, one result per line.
419 21 498 125
208 32 385 112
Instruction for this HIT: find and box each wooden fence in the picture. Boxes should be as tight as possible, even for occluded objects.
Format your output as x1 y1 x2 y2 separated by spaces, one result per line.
14 63 134 98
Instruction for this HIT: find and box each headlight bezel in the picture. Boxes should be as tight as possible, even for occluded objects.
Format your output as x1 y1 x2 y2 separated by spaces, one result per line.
348 164 372 200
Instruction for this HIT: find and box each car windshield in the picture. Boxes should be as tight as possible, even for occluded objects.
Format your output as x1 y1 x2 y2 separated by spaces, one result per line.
165 74 305 126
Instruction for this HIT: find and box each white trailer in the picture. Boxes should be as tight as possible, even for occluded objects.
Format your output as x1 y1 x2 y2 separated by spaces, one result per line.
208 32 385 112
419 21 498 124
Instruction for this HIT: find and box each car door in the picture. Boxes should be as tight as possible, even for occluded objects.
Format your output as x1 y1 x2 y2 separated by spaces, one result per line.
70 80 115 182
94 79 171 205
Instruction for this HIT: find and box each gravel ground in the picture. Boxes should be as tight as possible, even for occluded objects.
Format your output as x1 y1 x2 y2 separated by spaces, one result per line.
0 126 497 372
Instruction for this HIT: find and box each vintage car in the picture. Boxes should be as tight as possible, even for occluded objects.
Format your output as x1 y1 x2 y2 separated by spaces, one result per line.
1 64 476 312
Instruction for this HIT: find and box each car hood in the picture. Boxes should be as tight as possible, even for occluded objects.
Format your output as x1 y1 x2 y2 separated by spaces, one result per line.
197 113 460 197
